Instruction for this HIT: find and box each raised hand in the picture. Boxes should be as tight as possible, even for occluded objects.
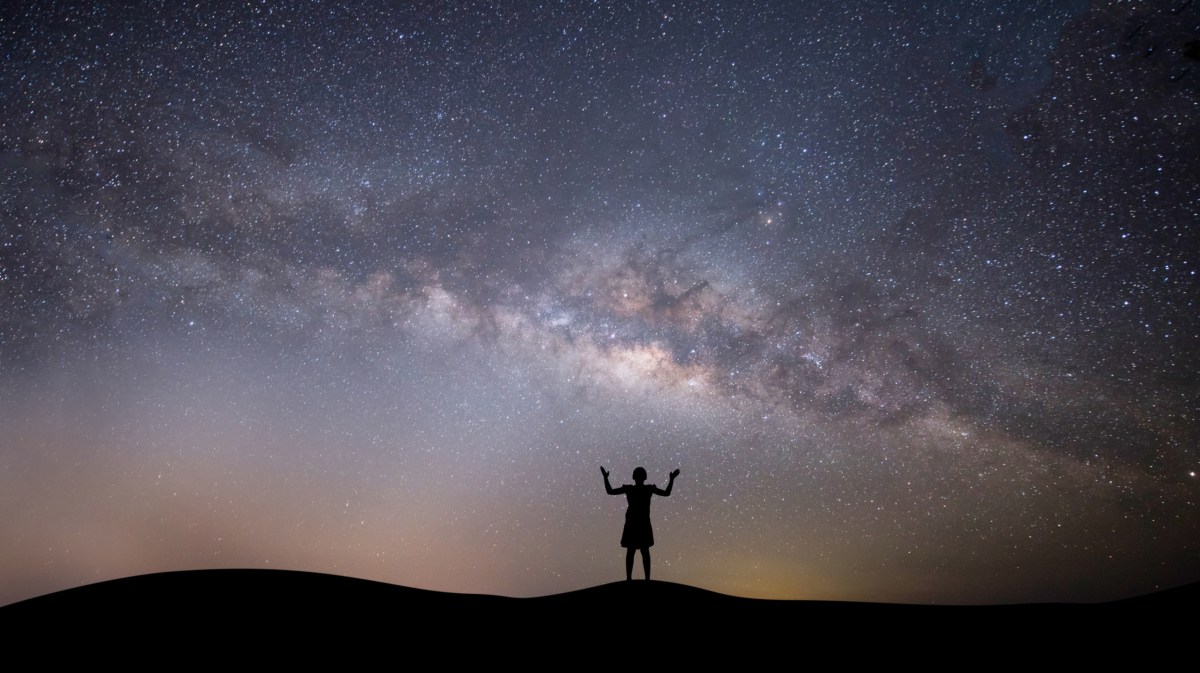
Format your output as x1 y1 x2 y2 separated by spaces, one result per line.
601 466 610 479
670 468 680 479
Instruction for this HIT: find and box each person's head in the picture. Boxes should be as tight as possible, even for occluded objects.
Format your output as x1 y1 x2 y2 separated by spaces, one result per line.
632 467 647 483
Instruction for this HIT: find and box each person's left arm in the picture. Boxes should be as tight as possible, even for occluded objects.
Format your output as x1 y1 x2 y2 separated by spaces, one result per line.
602 466 625 495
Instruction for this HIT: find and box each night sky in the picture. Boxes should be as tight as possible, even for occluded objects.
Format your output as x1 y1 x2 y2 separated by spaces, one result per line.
2 0 1198 606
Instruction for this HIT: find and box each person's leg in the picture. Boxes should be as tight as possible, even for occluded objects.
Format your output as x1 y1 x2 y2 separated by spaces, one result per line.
641 547 651 580
625 548 635 581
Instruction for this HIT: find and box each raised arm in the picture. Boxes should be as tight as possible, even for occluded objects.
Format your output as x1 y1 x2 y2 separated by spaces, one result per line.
601 466 623 495
654 468 680 496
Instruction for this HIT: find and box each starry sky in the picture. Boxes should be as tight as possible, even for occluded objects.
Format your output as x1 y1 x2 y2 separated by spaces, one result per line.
2 0 1198 606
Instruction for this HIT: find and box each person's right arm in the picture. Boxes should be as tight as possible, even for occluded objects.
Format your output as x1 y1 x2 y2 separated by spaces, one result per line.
654 469 680 496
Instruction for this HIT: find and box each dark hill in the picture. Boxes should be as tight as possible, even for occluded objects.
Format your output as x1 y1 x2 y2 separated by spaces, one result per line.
1 570 1192 660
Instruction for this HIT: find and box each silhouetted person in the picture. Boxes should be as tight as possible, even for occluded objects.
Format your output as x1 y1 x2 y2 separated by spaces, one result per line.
601 465 679 580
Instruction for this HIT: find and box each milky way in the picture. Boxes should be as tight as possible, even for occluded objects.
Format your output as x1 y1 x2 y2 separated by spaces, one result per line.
2 1 1198 605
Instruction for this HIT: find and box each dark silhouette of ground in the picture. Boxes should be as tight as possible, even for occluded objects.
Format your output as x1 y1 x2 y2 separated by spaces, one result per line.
2 569 1193 661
